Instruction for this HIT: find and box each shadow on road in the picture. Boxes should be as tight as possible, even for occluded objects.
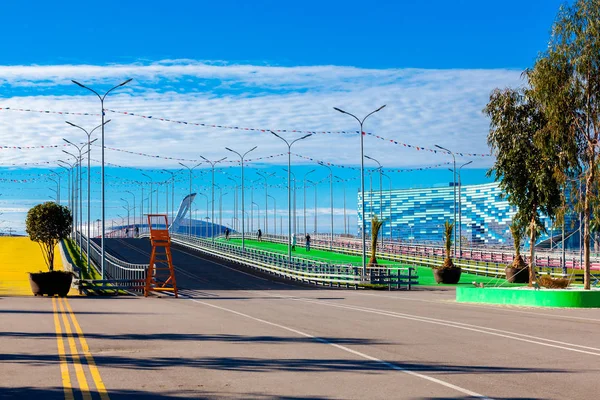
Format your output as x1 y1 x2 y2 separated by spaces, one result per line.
0 331 390 345
0 386 331 400
0 352 568 375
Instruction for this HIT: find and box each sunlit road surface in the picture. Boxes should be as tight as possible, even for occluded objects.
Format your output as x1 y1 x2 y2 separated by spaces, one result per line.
2 238 600 399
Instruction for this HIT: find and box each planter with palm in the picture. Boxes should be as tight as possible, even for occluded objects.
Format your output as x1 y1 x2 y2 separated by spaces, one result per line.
368 215 384 267
433 221 462 283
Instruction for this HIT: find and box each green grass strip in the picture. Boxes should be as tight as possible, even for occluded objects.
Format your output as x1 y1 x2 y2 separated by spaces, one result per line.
218 238 515 287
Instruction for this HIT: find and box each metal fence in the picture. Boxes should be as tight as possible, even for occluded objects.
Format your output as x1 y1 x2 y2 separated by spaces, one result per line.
75 232 147 293
161 233 417 289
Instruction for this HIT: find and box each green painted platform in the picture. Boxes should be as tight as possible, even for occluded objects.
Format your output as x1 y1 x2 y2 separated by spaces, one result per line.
456 287 600 308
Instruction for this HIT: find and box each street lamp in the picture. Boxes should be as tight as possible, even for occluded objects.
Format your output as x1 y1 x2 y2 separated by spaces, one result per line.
333 105 386 276
125 190 136 228
199 155 226 241
256 171 275 234
318 162 334 250
334 176 347 235
72 78 132 280
178 162 202 236
49 170 61 204
436 144 457 257
66 119 110 268
225 146 257 251
270 131 312 262
365 155 384 247
303 169 315 236
268 194 276 235
120 198 130 230
227 177 238 231
161 169 180 226
454 160 472 254
48 177 59 203
57 162 73 213
252 201 260 233
381 173 392 241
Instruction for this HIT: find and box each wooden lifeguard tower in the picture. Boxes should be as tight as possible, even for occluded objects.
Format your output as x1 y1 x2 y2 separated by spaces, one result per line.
144 214 178 298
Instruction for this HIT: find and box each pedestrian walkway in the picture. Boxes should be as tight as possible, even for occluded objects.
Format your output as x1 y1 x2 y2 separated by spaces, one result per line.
0 237 77 296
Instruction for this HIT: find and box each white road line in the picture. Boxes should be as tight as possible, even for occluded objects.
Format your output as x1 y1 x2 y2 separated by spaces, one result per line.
186 296 492 400
352 292 600 323
256 292 600 356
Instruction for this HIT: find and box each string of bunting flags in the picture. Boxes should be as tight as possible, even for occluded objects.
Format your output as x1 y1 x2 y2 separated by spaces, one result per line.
292 153 453 173
0 106 492 157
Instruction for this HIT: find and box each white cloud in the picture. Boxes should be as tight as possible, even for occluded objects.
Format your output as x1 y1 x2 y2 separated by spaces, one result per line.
0 60 523 170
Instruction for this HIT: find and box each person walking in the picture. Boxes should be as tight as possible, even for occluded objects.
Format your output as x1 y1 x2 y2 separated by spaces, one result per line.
258 228 263 242
134 225 139 238
292 233 296 251
305 233 311 252
225 227 230 240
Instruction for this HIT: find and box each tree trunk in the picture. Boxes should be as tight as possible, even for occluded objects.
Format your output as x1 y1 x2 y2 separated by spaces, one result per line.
529 214 536 285
584 165 593 290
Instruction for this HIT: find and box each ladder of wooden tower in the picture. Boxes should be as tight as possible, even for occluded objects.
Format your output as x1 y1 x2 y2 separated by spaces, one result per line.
145 214 178 298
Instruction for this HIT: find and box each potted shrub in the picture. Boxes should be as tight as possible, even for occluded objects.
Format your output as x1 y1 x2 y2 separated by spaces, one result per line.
26 202 73 297
505 220 529 283
433 221 462 284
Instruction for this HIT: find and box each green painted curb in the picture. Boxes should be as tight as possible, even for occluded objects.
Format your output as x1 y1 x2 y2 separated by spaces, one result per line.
456 287 600 308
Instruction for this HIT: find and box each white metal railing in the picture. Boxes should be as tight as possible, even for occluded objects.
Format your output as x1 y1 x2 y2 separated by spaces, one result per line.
158 233 417 289
75 232 147 289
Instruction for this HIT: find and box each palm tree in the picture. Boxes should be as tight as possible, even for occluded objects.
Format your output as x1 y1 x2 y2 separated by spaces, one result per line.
443 221 454 268
368 216 384 267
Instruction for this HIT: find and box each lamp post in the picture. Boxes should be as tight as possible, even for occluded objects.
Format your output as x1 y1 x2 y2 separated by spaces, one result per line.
120 198 130 230
318 162 334 250
72 78 132 280
256 172 275 234
161 169 179 226
334 176 347 235
268 194 276 235
252 201 260 233
142 173 154 225
225 146 257 252
456 161 472 254
125 190 136 229
177 162 202 237
200 156 226 241
196 192 209 236
49 170 61 204
227 177 238 232
282 168 298 236
435 144 457 257
117 214 125 237
365 155 383 247
66 120 109 269
271 131 312 262
62 149 87 249
307 180 317 234
333 105 386 276
381 173 392 241
303 169 315 236
48 177 59 204
57 164 71 211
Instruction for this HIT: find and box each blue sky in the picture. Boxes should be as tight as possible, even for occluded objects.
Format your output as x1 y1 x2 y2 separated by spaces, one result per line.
0 0 570 234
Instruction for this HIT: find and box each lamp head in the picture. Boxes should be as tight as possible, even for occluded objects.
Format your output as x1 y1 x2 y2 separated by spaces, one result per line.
375 105 387 112
333 107 347 114
71 80 85 88
119 78 133 87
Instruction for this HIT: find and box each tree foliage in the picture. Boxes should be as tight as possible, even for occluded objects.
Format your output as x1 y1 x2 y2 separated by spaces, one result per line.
25 202 72 271
484 87 563 284
528 0 600 289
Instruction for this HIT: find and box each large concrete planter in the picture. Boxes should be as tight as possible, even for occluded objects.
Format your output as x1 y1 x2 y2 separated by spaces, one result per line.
433 267 462 284
505 267 529 283
28 271 73 297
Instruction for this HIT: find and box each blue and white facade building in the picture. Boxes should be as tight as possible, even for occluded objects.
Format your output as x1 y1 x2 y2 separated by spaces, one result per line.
358 182 578 248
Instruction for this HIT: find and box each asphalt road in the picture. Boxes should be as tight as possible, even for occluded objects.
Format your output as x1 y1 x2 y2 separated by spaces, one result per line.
2 238 600 399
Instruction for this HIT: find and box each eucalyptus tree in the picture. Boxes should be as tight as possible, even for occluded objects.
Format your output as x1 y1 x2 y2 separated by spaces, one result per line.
485 87 563 284
528 0 600 289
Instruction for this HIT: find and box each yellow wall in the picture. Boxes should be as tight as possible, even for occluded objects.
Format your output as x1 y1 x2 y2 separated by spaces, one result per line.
0 237 67 296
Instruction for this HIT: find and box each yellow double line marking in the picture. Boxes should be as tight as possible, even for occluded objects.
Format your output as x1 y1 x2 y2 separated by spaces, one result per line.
52 297 110 400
